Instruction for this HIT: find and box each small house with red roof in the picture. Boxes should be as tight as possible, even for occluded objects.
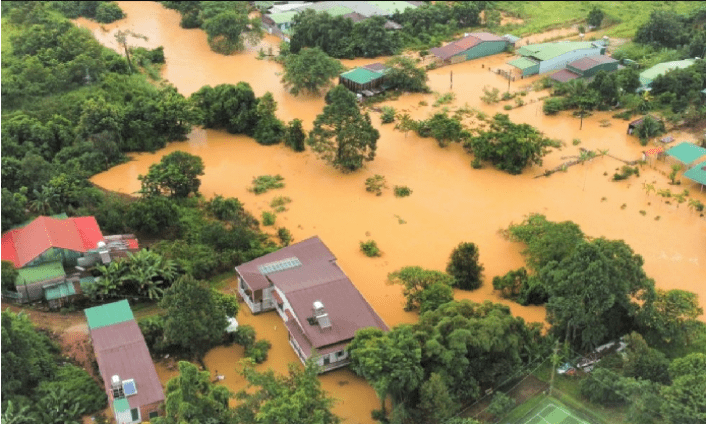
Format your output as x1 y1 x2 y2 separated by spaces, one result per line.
429 32 510 67
235 236 388 372
85 300 164 423
1 215 138 305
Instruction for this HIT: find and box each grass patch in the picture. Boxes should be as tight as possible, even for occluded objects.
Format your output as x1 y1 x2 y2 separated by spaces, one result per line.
249 174 285 194
495 1 703 39
433 92 456 107
270 196 292 212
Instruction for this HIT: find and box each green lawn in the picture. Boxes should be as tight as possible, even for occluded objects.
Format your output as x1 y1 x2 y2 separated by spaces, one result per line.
496 1 704 39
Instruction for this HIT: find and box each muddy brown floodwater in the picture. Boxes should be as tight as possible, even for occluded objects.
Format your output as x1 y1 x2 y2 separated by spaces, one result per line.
83 2 706 423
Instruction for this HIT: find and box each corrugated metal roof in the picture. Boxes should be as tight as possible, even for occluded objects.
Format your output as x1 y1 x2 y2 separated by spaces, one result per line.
91 320 165 411
508 57 539 70
340 67 385 85
517 41 598 61
640 59 696 85
568 55 617 71
666 142 706 166
44 281 76 300
85 300 134 330
267 261 347 292
684 160 706 185
430 33 506 61
2 216 104 268
267 11 298 24
16 261 66 285
550 69 581 83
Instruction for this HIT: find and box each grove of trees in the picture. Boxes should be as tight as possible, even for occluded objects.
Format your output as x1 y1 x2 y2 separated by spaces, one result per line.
281 47 344 96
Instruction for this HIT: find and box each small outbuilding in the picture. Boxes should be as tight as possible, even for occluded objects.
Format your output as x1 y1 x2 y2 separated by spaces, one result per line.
665 142 706 167
549 55 619 83
339 64 387 94
430 32 510 67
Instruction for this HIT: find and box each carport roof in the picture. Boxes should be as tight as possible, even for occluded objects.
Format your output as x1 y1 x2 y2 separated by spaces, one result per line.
684 160 706 185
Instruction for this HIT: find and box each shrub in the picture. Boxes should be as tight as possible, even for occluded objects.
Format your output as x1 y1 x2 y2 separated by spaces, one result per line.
365 175 387 196
543 97 567 115
471 157 483 169
233 325 257 349
503 104 513 110
572 138 581 146
380 106 396 123
277 227 292 246
360 240 381 257
393 185 412 197
95 2 124 23
249 174 285 194
270 196 292 212
481 86 500 104
613 165 639 181
434 92 456 106
446 242 484 290
36 364 107 415
261 211 276 226
245 339 272 364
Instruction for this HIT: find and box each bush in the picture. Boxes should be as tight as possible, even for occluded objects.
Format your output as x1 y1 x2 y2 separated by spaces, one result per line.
365 175 387 196
481 86 500 104
360 240 381 257
233 325 257 349
261 211 276 226
270 196 292 212
471 157 483 169
249 174 285 194
393 185 412 197
613 165 639 181
381 106 396 124
36 364 107 415
245 339 272 364
138 315 167 354
503 104 513 110
446 242 484 290
543 97 567 115
277 227 292 246
94 2 124 23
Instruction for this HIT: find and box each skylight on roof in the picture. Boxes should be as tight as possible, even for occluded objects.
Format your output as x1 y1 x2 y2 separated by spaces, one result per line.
258 257 302 275
122 379 137 396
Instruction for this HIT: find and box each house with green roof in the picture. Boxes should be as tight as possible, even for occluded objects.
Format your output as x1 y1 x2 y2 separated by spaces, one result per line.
509 41 606 76
339 62 388 94
638 59 697 91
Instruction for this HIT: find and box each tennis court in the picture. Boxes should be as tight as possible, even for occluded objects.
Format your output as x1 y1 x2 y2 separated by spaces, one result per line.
514 397 592 424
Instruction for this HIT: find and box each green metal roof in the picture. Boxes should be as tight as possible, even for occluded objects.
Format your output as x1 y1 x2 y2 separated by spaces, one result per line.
85 299 134 330
508 57 539 70
268 11 298 24
44 281 76 301
318 5 353 17
367 1 416 13
684 160 706 185
113 397 130 414
666 141 706 166
340 67 384 85
517 41 598 61
17 261 66 285
640 59 696 86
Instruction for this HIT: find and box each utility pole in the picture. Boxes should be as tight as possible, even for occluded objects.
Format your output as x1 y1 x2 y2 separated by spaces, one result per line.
507 75 511 93
450 70 453 89
548 340 560 397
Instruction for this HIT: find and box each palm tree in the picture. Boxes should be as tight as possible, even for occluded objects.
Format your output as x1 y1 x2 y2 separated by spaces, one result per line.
394 113 415 138
673 192 687 207
29 186 59 215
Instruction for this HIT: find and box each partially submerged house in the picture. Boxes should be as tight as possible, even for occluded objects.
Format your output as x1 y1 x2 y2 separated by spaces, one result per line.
339 62 388 96
638 59 697 91
429 32 510 66
549 55 619 83
235 236 388 372
1 215 138 305
85 300 164 424
508 41 606 77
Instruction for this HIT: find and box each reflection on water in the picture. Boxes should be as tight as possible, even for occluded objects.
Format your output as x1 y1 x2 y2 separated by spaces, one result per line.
84 3 706 423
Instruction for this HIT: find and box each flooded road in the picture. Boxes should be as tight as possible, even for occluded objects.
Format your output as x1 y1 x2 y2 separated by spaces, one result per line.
84 2 706 422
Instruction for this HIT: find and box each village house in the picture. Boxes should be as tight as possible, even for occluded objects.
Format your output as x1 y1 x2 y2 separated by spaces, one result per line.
1 214 139 307
339 62 388 96
549 55 619 83
85 300 165 424
508 41 607 77
429 32 512 67
235 236 388 372
638 58 698 92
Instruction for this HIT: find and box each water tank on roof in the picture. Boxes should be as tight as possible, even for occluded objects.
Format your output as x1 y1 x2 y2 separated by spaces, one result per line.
97 241 107 249
111 375 121 387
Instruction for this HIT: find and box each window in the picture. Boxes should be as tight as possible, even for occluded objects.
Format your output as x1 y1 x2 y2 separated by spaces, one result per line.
149 411 159 419
130 408 140 422
323 356 330 365
338 350 346 358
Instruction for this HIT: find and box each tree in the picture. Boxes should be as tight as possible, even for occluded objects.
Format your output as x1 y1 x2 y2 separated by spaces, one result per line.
126 196 180 236
2 261 19 292
543 239 655 351
622 332 670 385
114 30 147 74
253 92 286 145
418 281 455 314
416 112 467 147
190 83 259 135
281 47 344 96
200 2 262 55
635 10 691 49
235 359 341 424
636 116 665 145
587 7 604 28
95 2 124 23
465 114 560 175
660 353 706 424
351 16 401 57
387 266 456 311
285 119 306 152
383 56 430 93
446 242 484 290
152 361 234 424
289 9 355 58
487 391 516 420
308 85 379 172
1 188 28 231
159 275 231 360
138 151 205 198
418 373 459 424
638 289 704 346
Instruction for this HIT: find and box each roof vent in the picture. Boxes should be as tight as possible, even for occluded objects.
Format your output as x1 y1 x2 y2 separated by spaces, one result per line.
313 301 331 329
111 375 125 399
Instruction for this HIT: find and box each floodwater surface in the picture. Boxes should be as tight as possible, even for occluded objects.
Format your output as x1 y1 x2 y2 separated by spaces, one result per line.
85 3 706 423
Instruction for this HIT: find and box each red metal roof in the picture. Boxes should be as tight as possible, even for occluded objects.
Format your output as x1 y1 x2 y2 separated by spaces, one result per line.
90 320 165 410
568 55 617 71
2 216 104 268
430 32 506 61
550 69 581 83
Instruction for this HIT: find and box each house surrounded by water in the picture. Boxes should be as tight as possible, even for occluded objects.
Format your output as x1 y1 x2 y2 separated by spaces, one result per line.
85 300 164 424
508 41 607 77
235 236 388 372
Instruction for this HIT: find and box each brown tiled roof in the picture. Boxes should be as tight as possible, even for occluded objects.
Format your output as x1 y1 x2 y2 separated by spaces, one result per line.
236 236 336 290
90 320 165 410
430 33 506 61
568 55 617 71
550 69 581 83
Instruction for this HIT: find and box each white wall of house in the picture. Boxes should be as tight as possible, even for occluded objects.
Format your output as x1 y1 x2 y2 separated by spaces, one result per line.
538 47 602 74
237 275 261 313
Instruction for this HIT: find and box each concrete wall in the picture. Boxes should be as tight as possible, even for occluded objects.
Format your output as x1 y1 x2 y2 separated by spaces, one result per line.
139 402 162 422
538 47 603 74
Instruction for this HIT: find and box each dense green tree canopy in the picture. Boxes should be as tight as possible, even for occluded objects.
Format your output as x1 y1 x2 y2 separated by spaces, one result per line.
281 47 344 96
661 353 706 424
308 85 379 172
387 266 456 311
638 288 704 347
446 242 484 290
138 151 205 198
383 56 430 93
189 83 259 134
